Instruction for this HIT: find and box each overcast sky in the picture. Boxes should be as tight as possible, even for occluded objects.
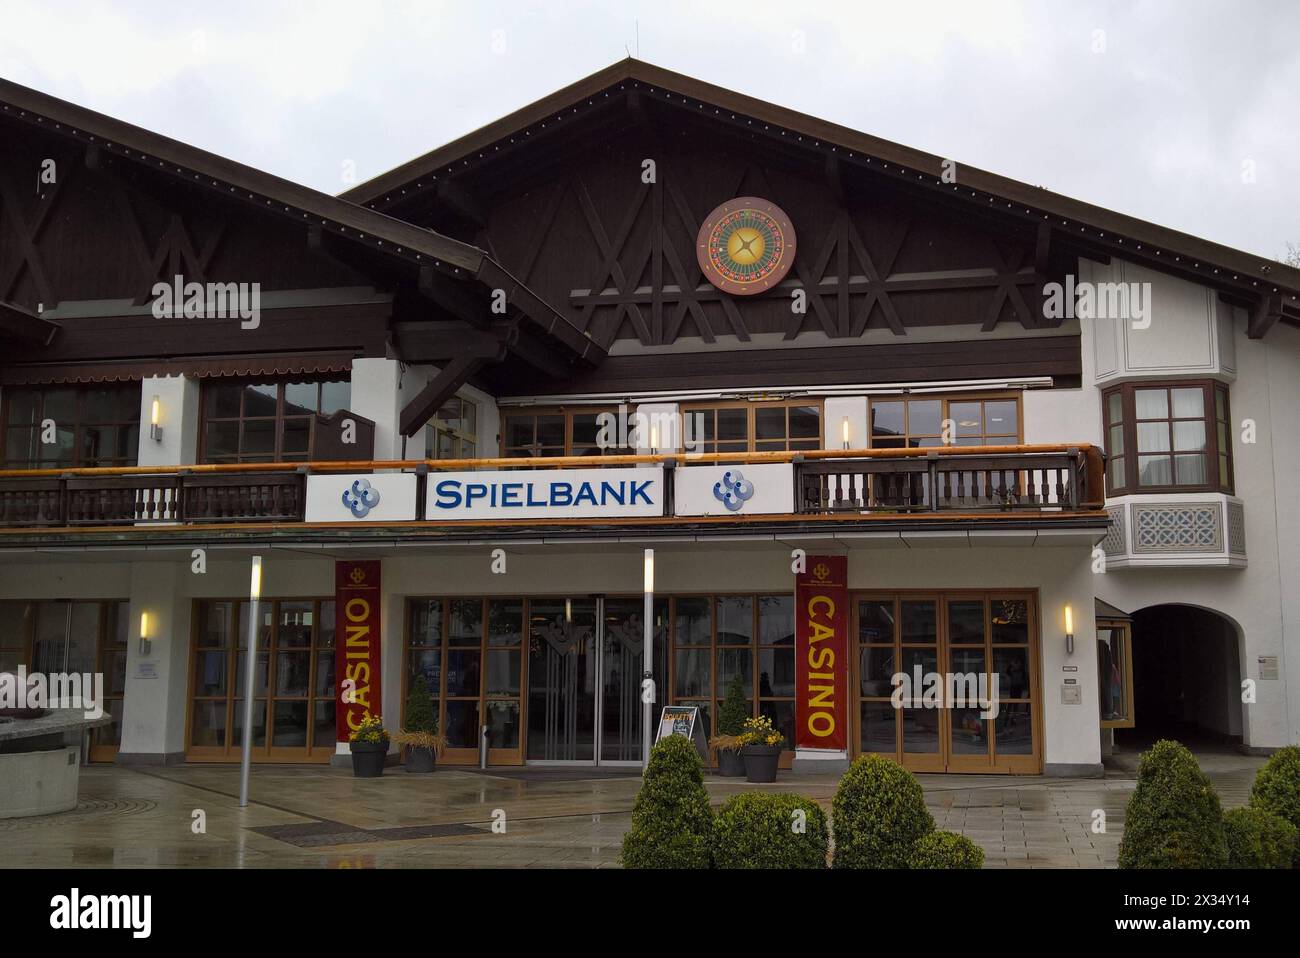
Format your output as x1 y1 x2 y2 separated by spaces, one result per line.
1 1 1296 260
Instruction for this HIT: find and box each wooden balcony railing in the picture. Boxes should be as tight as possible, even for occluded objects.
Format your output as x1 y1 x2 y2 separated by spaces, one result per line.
0 444 1103 529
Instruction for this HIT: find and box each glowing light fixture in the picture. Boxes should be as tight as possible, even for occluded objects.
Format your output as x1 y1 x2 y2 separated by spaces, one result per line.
149 395 163 442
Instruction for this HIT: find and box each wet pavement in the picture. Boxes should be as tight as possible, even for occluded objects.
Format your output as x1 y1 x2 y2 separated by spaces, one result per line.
0 748 1266 869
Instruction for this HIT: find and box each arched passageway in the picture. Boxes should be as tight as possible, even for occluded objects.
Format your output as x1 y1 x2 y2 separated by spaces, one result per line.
1113 604 1243 751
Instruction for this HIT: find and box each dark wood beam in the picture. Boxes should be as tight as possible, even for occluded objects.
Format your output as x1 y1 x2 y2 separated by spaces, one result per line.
400 355 483 436
394 320 511 362
1249 293 1283 340
0 300 59 345
436 179 486 228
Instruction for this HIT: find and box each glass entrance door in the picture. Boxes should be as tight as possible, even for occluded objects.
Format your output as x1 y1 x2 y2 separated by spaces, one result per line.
527 598 598 762
525 596 668 765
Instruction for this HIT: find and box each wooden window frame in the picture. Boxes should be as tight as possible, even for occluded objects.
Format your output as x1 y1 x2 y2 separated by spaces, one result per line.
499 405 630 458
0 383 141 469
666 592 798 768
184 597 337 763
424 395 478 459
402 597 526 766
866 391 1023 449
680 399 824 454
198 378 350 464
1096 618 1135 730
1102 380 1232 495
851 590 1043 775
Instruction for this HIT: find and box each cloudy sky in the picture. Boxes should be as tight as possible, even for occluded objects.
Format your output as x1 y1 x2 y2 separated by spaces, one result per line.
1 0 1296 260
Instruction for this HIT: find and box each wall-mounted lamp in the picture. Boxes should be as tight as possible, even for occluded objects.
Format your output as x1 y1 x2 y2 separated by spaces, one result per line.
649 423 660 452
139 611 152 656
149 395 163 442
841 416 851 450
1064 604 1075 655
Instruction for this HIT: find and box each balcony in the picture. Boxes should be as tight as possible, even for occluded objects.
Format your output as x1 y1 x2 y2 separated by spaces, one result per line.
0 444 1104 537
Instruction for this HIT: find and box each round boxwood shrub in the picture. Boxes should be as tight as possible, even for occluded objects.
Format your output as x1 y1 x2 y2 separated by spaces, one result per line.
1223 806 1298 869
1117 740 1228 869
909 830 985 869
620 735 714 869
712 792 829 869
831 754 935 869
1249 745 1300 864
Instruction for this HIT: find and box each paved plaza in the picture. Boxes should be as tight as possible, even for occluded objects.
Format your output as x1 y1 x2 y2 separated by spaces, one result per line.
0 749 1265 869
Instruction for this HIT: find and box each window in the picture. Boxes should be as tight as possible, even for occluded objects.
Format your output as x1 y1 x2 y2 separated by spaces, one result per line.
868 394 1021 448
2 384 140 468
1103 381 1232 494
670 594 796 753
405 597 525 761
200 379 350 463
0 599 129 760
1096 620 1134 728
681 400 822 453
501 406 633 457
424 396 477 459
188 598 337 760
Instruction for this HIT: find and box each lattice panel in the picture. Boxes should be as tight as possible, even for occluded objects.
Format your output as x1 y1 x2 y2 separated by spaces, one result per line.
1102 506 1126 556
1227 501 1247 555
1132 503 1223 554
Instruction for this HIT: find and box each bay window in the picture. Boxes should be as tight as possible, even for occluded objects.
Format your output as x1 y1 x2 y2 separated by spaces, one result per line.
1103 381 1232 494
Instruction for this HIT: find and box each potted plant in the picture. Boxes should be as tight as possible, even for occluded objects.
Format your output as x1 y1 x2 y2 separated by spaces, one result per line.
739 715 786 784
393 675 446 773
347 714 390 778
708 672 749 777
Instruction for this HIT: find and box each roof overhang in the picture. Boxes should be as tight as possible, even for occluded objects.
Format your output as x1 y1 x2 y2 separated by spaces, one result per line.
344 58 1300 325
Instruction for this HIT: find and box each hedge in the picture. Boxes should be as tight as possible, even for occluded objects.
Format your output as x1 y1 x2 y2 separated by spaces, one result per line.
1117 740 1228 869
909 830 985 869
620 735 714 869
712 792 829 869
1223 806 1297 869
1249 745 1300 865
831 754 934 868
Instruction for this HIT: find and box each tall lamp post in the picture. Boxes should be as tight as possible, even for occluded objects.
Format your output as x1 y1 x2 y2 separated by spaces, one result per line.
643 548 654 770
238 555 263 808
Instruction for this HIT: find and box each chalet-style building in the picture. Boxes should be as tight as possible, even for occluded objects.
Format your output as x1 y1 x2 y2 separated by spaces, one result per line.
1 59 1297 774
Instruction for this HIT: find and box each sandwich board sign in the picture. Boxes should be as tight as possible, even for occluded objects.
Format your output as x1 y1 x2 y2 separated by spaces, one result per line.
655 705 709 762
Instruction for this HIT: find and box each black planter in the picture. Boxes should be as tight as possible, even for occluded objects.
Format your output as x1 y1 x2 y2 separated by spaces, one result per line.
742 744 781 783
717 749 746 777
404 746 436 773
350 740 388 778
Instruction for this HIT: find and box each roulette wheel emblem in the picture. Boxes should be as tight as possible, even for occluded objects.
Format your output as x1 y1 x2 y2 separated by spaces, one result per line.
696 196 797 296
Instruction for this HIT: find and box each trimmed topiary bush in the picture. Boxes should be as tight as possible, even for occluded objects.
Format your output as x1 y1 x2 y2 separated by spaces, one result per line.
831 754 935 869
1117 740 1228 869
712 792 829 869
717 672 750 737
620 735 714 869
1223 806 1298 869
1249 745 1300 865
403 673 437 734
909 830 985 869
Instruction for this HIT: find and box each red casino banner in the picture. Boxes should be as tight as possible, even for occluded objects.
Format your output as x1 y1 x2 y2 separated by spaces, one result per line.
335 560 381 742
795 555 848 751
